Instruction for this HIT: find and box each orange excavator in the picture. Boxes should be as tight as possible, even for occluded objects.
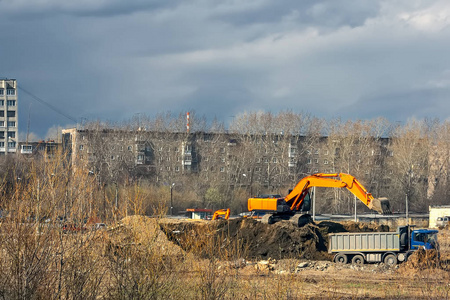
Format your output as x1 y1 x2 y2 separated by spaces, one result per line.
212 208 230 220
248 173 391 226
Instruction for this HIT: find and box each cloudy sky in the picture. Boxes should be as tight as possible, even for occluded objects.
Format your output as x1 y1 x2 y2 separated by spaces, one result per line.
1 0 450 139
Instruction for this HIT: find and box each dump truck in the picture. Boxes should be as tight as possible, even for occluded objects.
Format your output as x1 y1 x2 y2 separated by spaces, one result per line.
328 225 439 265
248 173 391 227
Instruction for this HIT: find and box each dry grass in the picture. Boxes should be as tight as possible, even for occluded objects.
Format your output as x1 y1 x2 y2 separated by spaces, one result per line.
1 213 450 299
1 154 450 299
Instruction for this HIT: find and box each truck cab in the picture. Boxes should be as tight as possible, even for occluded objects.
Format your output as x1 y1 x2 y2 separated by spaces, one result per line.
410 229 439 250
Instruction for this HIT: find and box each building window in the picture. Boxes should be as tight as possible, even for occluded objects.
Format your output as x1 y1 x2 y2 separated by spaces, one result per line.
111 155 115 160
174 147 179 152
128 146 132 151
137 154 144 161
7 121 15 127
7 111 15 117
79 145 84 151
175 166 180 172
220 167 225 172
0 121 3 127
0 111 4 117
221 157 225 163
272 157 277 163
0 89 3 95
324 159 329 165
0 100 3 106
307 158 312 164
158 147 163 151
6 89 15 96
8 141 15 148
220 147 225 153
7 132 15 139
7 100 15 106
314 158 319 164
0 142 4 147
323 150 329 155
314 149 319 155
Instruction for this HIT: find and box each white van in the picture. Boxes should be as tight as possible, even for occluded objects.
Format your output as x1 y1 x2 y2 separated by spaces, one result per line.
436 216 449 228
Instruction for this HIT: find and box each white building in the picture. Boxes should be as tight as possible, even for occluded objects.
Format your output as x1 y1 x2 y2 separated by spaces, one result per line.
429 205 450 228
0 78 18 155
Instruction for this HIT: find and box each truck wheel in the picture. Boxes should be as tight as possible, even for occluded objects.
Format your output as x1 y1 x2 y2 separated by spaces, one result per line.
334 253 348 264
384 254 397 266
351 254 365 265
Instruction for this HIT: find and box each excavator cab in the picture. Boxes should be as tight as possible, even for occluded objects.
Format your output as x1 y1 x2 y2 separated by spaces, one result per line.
301 192 311 212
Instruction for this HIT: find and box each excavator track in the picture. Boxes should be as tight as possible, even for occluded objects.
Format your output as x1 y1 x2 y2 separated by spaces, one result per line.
289 214 313 227
260 213 312 227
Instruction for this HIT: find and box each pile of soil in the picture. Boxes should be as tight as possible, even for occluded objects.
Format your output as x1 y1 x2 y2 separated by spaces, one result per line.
107 216 185 257
161 218 389 261
401 249 440 270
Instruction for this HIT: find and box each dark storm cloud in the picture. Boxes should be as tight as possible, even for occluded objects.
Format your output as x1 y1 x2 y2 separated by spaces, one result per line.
1 0 450 139
337 88 450 122
0 0 181 17
212 0 381 29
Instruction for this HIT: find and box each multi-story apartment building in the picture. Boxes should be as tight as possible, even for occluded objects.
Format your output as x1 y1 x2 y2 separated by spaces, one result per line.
60 128 396 197
0 78 18 155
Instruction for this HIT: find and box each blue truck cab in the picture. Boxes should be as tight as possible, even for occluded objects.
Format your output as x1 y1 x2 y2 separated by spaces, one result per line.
410 229 439 250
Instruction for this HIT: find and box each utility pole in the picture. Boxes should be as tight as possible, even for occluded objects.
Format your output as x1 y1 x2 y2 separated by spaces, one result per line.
406 194 409 226
170 183 175 216
312 186 316 221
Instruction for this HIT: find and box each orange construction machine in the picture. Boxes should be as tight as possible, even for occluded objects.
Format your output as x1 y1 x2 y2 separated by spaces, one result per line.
248 173 391 226
212 208 230 220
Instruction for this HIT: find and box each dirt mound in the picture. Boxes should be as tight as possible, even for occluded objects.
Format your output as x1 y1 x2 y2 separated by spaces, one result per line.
163 219 379 260
217 218 330 260
108 215 184 257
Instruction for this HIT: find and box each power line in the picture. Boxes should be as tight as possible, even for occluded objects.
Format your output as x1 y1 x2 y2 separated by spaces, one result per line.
17 86 78 123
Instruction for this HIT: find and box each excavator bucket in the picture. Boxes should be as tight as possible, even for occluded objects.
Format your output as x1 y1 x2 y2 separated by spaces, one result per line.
369 197 392 215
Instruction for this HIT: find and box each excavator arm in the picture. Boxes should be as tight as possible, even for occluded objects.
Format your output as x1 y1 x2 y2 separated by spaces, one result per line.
285 173 391 214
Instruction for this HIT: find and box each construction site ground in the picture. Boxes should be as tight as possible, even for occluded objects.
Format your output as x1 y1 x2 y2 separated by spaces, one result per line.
109 216 450 299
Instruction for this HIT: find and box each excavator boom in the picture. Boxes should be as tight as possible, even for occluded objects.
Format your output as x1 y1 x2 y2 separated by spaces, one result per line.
248 173 391 222
285 173 391 214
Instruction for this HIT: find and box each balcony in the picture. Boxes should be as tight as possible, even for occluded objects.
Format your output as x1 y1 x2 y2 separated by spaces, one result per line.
21 148 33 154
